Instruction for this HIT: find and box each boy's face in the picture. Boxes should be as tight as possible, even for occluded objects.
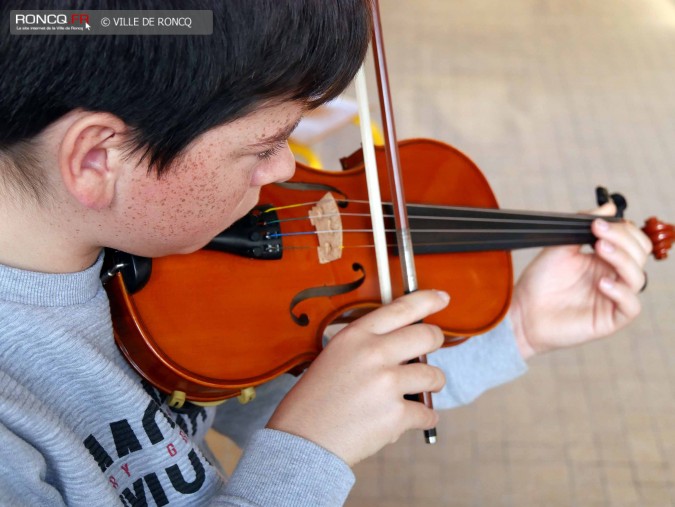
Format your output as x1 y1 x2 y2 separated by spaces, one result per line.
109 100 304 257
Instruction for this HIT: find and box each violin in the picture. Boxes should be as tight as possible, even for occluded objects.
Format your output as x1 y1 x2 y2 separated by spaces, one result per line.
104 138 674 407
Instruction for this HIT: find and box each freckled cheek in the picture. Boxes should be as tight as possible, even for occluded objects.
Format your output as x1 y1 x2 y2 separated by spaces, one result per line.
131 155 250 231
174 176 248 230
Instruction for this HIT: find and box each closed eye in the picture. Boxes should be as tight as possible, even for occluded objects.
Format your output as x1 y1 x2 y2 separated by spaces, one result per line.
257 140 287 161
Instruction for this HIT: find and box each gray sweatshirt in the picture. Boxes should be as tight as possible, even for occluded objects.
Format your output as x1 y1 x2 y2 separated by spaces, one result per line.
0 255 526 506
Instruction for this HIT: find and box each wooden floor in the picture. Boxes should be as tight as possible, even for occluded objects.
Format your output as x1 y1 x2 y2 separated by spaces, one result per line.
212 1 675 505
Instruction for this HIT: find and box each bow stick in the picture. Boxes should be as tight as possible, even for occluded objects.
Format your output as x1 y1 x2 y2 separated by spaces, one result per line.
356 0 437 444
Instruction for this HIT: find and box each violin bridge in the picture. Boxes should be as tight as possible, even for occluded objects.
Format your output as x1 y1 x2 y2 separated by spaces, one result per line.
309 192 343 264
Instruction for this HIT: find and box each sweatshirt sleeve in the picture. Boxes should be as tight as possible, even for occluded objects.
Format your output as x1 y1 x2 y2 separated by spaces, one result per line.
428 317 528 409
214 429 354 507
209 376 355 506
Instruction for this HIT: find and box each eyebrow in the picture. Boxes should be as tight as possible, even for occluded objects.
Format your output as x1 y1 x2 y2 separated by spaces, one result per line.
249 117 302 148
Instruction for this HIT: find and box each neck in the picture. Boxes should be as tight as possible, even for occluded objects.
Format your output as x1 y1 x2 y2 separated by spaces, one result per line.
387 203 619 255
0 194 101 274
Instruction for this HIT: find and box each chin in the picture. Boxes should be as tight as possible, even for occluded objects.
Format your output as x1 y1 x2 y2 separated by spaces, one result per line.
162 207 255 257
173 235 219 255
173 244 206 256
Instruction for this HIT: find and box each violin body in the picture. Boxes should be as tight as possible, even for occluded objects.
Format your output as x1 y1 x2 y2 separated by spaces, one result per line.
108 139 513 403
107 137 674 404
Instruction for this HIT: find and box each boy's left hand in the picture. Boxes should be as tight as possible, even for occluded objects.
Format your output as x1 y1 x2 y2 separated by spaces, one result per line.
509 203 653 360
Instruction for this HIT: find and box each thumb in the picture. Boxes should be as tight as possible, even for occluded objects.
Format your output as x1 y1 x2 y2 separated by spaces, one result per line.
587 201 617 217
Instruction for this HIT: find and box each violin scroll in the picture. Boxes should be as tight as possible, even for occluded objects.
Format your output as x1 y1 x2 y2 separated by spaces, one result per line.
642 217 674 260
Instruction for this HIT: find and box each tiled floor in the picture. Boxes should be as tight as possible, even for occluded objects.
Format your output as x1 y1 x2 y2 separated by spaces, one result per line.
211 1 675 505
341 1 675 506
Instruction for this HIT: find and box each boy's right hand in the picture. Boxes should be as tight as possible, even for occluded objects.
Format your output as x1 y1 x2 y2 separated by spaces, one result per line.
266 290 449 466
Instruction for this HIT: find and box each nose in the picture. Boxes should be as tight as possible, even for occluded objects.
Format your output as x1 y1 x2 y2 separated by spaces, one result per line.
251 143 296 187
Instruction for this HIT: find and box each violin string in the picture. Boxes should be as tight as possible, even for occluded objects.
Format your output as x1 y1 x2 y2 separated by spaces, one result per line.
266 211 595 227
268 226 594 239
262 198 603 254
269 212 365 224
264 201 320 213
264 200 601 230
265 199 602 224
352 200 602 221
280 236 593 250
265 201 596 250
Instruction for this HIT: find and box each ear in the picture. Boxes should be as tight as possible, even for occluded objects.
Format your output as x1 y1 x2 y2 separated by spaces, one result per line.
58 113 128 210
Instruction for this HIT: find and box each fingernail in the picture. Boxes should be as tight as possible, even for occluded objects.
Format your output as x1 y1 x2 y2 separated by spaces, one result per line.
600 277 614 291
595 218 609 231
601 240 614 253
434 290 450 304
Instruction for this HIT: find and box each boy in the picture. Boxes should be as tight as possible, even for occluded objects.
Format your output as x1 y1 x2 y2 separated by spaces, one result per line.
0 1 651 505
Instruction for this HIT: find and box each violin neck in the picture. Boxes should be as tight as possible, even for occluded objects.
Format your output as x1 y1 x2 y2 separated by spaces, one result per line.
392 203 619 255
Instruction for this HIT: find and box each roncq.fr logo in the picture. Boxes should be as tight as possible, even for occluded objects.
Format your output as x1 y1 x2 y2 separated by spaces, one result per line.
14 13 91 29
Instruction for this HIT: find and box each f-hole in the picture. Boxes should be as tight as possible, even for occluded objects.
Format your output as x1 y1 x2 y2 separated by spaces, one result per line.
289 263 366 326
